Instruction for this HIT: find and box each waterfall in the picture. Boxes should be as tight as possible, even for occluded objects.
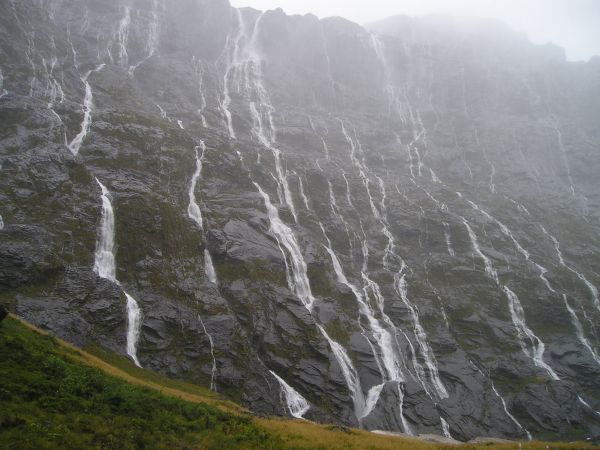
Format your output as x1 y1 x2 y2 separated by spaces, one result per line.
93 179 142 367
443 222 455 256
0 66 8 99
463 215 558 380
128 0 160 76
541 225 600 313
462 217 499 283
67 64 105 156
324 242 402 387
187 141 218 285
363 383 385 420
219 8 247 139
199 314 218 391
116 6 131 65
125 292 142 368
564 295 600 367
503 286 559 380
440 418 452 439
491 381 532 440
204 249 218 284
187 143 205 229
298 176 311 211
552 122 576 197
93 178 117 283
397 384 412 435
192 57 209 127
317 325 367 422
466 199 554 292
254 182 366 423
156 104 171 122
254 183 315 311
393 273 449 399
578 397 600 417
269 370 310 419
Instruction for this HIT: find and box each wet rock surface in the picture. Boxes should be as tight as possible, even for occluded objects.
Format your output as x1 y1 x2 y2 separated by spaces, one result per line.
0 0 599 442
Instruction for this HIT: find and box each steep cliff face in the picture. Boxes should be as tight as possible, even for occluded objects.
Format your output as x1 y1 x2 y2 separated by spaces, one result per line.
1 0 600 441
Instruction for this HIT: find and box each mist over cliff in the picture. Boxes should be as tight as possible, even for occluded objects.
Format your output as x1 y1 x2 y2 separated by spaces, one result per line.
1 0 600 442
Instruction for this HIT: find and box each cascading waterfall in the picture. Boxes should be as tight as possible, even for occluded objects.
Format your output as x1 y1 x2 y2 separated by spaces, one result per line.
124 292 142 367
223 10 298 223
578 397 600 417
440 418 452 439
393 273 449 399
359 243 415 431
348 125 448 402
184 123 220 381
462 217 499 284
253 182 367 423
443 222 455 256
192 56 209 127
470 361 532 439
466 200 554 292
67 64 105 156
187 144 205 229
540 225 600 313
461 214 558 380
491 381 532 440
0 66 8 99
93 179 142 367
552 122 576 197
128 0 160 76
199 314 218 391
466 197 600 372
359 243 405 384
323 243 393 401
219 8 246 139
94 179 117 283
503 285 559 380
297 175 311 211
327 180 354 250
316 324 367 422
269 370 310 419
25 32 38 97
41 41 66 128
187 141 219 285
156 104 171 122
116 6 131 65
204 250 218 284
563 295 600 366
254 183 315 311
336 115 449 418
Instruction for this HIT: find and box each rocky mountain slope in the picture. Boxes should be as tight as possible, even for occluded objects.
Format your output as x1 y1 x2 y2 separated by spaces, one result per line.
1 0 600 442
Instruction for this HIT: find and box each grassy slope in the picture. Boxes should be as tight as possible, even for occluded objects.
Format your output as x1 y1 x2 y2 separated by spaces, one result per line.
0 315 594 450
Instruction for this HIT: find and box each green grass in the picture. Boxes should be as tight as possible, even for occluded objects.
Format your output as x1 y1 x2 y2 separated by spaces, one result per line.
0 317 275 450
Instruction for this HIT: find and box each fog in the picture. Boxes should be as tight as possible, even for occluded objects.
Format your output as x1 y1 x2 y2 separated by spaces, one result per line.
230 0 600 61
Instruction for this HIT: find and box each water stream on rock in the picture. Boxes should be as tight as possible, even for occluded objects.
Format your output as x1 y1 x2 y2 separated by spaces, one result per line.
93 179 142 367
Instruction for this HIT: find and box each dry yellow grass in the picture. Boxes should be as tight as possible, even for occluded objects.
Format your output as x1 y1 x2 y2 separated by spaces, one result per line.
256 417 595 450
11 315 598 450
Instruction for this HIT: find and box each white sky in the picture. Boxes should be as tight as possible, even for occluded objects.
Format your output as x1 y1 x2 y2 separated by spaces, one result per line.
229 0 600 61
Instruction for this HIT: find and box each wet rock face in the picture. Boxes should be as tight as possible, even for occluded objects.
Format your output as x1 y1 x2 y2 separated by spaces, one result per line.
1 0 600 442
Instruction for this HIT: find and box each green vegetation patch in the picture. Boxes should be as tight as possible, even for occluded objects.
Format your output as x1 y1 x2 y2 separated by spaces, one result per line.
0 317 275 450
